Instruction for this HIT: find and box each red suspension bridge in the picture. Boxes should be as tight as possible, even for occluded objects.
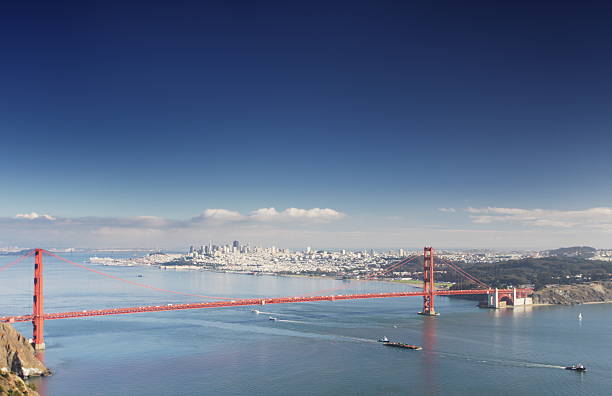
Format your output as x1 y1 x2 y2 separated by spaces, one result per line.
0 247 532 350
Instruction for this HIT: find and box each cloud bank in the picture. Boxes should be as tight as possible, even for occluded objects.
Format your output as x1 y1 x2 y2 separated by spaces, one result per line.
189 207 345 224
1 207 347 248
5 206 612 249
466 207 612 229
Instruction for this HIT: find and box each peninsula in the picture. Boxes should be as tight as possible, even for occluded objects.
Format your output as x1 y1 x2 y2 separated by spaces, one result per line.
88 244 612 305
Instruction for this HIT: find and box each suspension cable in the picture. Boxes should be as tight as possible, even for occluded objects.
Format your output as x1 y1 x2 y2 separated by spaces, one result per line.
42 250 239 301
436 256 490 288
297 254 420 297
0 250 34 272
446 262 490 288
444 262 488 288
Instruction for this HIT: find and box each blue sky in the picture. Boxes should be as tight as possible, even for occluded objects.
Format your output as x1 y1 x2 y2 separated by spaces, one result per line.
1 1 611 249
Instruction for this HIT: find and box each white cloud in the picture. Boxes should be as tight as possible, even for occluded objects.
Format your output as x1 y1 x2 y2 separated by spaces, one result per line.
249 207 281 220
201 209 244 221
466 207 612 229
438 207 456 213
189 207 346 223
15 212 56 221
250 207 345 222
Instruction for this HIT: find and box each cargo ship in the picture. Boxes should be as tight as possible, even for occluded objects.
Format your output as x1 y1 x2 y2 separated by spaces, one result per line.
382 341 422 350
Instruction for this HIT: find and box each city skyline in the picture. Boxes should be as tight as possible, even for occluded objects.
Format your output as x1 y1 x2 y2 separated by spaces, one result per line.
1 2 612 249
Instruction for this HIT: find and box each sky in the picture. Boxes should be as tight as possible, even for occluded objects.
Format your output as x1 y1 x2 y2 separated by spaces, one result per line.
1 1 612 250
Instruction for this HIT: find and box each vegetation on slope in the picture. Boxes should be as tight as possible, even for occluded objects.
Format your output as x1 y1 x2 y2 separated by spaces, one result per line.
454 257 612 289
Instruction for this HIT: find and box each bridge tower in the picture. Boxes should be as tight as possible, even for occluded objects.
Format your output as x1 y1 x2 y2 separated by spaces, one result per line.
32 249 45 350
418 247 438 316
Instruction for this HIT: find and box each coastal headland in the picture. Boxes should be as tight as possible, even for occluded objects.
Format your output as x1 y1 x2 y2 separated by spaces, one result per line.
0 323 49 396
531 281 612 305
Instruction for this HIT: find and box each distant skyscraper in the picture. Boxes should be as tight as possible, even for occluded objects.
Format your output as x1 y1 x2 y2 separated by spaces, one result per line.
232 240 240 249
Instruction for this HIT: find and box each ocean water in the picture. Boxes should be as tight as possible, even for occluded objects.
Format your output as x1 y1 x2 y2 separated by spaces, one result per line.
1 253 611 396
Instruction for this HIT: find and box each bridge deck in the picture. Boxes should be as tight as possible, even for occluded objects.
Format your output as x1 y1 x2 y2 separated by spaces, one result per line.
1 289 530 323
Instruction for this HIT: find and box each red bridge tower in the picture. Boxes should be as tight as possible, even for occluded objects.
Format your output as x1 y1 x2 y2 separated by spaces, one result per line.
418 247 439 316
33 249 45 350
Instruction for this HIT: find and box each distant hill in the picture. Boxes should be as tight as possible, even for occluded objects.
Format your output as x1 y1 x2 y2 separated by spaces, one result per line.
542 246 597 259
0 249 32 256
447 256 612 290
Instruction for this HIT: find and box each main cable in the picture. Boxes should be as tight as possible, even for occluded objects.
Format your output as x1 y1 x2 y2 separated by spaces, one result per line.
297 254 420 297
43 250 238 301
436 256 490 289
0 250 34 273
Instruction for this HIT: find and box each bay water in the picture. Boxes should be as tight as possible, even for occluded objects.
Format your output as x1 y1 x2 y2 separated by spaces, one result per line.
1 253 610 395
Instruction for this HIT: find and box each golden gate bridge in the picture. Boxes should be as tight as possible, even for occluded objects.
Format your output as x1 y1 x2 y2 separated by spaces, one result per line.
0 247 532 350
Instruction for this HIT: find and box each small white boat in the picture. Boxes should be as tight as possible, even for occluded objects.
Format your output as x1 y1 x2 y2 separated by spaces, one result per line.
268 316 277 321
565 363 586 372
252 309 260 314
578 313 582 320
378 336 389 343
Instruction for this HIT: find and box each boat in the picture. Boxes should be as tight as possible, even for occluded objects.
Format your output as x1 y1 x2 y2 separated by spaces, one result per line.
268 316 277 321
378 336 389 343
565 364 586 372
251 309 260 314
578 313 582 320
382 341 422 350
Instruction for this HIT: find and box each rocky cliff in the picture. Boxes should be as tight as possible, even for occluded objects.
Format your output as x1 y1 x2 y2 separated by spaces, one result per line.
532 281 612 305
0 323 49 395
0 372 39 396
0 324 48 378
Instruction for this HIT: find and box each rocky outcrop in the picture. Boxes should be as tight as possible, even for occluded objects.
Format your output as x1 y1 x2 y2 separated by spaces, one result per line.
0 324 49 378
0 372 39 396
532 281 612 305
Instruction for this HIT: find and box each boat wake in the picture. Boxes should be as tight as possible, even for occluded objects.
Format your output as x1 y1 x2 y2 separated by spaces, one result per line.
274 319 311 324
251 310 296 317
429 350 565 370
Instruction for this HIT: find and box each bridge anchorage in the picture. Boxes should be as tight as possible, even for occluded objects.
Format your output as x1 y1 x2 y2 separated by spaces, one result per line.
0 247 533 350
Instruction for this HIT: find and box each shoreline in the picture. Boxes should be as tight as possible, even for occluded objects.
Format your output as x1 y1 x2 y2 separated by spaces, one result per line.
531 300 612 307
160 265 426 284
159 265 457 288
103 259 612 306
